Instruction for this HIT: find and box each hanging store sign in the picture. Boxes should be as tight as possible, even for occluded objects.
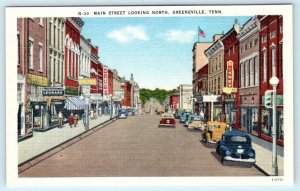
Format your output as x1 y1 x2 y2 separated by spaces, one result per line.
202 95 221 102
227 60 234 88
27 74 48 87
42 88 64 96
103 66 109 95
79 78 97 85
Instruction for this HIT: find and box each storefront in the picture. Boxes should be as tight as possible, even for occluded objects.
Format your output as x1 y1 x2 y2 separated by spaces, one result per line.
30 101 48 130
64 96 88 117
43 88 66 130
260 94 284 145
241 107 259 136
89 94 102 116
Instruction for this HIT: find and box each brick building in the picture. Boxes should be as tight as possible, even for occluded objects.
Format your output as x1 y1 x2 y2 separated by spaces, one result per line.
64 17 84 96
259 15 284 146
237 16 261 136
221 20 241 128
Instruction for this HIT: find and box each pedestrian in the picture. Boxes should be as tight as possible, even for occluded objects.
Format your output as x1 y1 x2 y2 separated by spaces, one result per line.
58 111 63 128
73 114 79 127
68 113 74 128
82 112 88 130
90 110 94 119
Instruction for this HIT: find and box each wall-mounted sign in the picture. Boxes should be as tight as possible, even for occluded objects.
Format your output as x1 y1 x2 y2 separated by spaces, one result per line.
103 66 109 95
79 78 97 85
27 74 48 87
42 88 64 96
202 95 221 102
227 60 234 88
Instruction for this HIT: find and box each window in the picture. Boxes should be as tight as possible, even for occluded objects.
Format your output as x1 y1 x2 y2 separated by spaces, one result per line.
54 25 56 48
263 50 267 82
271 47 276 77
39 18 43 26
38 44 43 71
17 34 20 66
250 58 254 86
240 63 244 88
254 38 258 46
245 60 249 87
250 41 253 49
280 25 283 33
254 56 259 86
245 44 248 51
49 22 52 45
28 39 34 69
270 31 276 39
262 36 267 43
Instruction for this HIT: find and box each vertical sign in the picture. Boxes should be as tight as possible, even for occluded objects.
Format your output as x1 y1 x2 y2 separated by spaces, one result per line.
103 66 109 95
227 60 234 88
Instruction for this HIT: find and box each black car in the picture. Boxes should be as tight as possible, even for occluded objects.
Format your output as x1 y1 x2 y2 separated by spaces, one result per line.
216 131 256 165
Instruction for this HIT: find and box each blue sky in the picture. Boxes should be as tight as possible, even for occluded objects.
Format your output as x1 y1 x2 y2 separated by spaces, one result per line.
81 16 251 90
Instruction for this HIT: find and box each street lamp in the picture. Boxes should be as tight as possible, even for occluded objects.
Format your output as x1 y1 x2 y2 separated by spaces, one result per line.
269 76 279 176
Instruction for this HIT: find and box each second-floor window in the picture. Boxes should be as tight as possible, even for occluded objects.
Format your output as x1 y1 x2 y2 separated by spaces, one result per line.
28 40 34 69
38 44 43 71
263 50 267 82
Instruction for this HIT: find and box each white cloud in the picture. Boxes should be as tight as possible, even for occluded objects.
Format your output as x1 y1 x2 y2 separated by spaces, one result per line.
160 30 196 43
107 26 149 43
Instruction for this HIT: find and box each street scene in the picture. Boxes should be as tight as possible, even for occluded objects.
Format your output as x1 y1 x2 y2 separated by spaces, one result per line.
16 13 285 177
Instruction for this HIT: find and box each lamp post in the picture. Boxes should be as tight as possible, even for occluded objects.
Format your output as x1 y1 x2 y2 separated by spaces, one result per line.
110 94 113 119
269 76 279 176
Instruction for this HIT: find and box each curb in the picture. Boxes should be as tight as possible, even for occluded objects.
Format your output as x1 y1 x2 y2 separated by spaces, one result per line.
18 117 117 174
253 164 270 176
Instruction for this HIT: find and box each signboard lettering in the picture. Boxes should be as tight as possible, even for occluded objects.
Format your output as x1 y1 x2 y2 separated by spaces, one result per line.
227 60 234 88
103 66 109 95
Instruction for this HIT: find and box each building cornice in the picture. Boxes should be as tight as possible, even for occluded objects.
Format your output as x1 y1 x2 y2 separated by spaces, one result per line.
205 40 224 59
238 17 260 42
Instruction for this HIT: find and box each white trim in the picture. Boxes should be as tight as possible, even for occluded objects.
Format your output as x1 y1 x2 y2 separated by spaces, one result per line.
240 52 259 63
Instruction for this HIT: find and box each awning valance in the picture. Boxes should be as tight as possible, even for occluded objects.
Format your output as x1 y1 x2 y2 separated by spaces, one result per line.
64 96 87 110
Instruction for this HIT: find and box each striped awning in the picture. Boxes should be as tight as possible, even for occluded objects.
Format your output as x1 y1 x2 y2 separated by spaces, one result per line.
64 96 87 110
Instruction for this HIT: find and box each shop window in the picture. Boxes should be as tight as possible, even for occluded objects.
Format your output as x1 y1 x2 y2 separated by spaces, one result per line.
278 109 284 141
261 109 272 136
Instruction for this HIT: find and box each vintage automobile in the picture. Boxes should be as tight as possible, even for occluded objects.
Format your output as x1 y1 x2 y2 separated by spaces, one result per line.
179 112 192 123
216 131 256 164
118 109 128 119
158 113 176 127
201 121 227 143
187 115 205 130
174 108 185 119
126 108 135 116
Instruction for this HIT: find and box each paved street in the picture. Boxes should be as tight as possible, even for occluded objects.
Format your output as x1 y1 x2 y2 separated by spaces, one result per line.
19 115 265 177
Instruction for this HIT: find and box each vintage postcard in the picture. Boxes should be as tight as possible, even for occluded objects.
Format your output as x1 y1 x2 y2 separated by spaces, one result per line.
6 5 293 186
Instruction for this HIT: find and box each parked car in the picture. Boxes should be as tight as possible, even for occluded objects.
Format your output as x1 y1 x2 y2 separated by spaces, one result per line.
187 115 205 130
158 113 176 127
202 121 227 143
179 112 192 123
216 131 256 164
174 108 185 119
118 109 128 119
127 108 134 116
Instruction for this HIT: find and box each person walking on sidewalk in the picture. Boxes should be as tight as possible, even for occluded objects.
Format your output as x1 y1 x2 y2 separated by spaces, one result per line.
82 112 88 130
68 113 74 128
73 114 79 127
58 111 63 128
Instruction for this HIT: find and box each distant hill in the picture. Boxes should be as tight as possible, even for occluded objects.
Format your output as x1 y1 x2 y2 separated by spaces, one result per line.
140 88 178 105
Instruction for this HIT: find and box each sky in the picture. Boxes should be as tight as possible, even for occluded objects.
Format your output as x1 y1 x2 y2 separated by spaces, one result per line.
81 16 251 90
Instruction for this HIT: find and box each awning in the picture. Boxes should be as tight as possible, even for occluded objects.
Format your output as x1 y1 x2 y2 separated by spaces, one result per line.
64 96 87 110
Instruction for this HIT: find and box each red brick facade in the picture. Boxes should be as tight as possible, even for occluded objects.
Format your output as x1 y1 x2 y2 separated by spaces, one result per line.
121 82 132 107
259 15 284 146
64 18 83 95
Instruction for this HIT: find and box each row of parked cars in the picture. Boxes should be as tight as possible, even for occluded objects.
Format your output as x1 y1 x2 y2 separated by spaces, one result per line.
175 110 256 166
117 108 136 119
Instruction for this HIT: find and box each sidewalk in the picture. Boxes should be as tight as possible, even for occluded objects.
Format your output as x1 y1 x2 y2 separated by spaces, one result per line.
18 115 111 165
250 135 284 176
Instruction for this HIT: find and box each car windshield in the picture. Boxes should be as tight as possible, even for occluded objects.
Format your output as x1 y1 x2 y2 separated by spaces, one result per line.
224 135 250 144
119 110 127 114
